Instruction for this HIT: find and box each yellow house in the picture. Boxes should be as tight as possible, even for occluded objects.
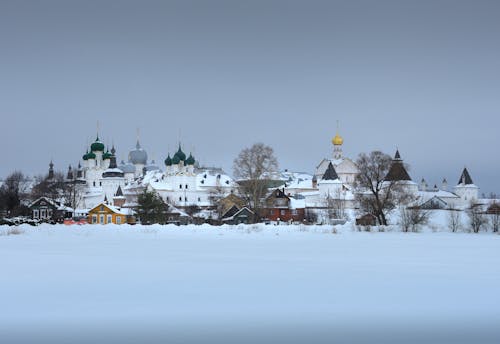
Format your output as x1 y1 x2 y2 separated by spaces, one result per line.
88 203 128 225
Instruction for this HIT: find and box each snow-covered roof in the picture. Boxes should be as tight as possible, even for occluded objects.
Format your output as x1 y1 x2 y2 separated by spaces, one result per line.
289 198 306 209
92 203 128 215
196 171 235 189
418 190 459 203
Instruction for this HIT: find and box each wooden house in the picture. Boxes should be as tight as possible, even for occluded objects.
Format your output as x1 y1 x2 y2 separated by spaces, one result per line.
29 197 73 222
222 207 254 225
88 203 129 225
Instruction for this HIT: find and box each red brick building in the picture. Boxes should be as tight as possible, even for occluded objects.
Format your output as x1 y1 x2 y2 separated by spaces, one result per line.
264 189 305 223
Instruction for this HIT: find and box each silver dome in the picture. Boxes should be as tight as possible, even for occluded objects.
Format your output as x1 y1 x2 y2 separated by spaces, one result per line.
128 140 148 165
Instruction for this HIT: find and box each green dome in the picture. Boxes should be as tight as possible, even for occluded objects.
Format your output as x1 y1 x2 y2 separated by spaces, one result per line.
172 154 181 165
91 136 105 152
174 144 186 161
186 153 195 165
103 150 112 160
87 151 96 160
164 154 172 166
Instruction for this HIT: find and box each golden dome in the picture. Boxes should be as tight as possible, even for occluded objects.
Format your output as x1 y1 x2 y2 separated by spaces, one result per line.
332 134 343 146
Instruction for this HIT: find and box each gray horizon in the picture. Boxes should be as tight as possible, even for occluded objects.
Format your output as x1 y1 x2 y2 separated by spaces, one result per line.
0 0 498 194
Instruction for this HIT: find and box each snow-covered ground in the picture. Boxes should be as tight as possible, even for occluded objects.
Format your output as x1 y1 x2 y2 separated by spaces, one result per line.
1 223 499 344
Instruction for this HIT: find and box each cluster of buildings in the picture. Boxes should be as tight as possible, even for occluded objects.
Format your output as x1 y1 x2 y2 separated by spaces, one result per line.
29 129 484 225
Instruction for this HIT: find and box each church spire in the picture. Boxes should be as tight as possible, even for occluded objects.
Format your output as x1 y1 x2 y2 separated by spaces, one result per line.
48 160 54 180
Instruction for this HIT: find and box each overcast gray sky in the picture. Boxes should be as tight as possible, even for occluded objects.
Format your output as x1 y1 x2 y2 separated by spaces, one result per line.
0 0 498 193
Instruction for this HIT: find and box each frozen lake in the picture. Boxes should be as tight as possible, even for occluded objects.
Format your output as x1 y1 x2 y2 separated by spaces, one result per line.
1 224 499 343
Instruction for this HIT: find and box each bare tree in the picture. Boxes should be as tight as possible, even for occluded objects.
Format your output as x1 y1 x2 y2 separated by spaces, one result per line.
304 209 318 224
208 185 226 220
323 190 346 224
466 203 487 233
354 151 413 226
61 179 85 211
233 143 278 221
399 206 430 232
447 208 462 233
31 171 84 211
488 201 500 233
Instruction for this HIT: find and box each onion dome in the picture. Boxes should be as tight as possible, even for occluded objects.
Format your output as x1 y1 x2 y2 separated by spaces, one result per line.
174 144 186 161
332 133 343 146
164 154 172 166
172 154 181 165
186 153 195 165
103 149 112 160
91 135 105 152
82 150 89 160
87 151 96 160
129 140 148 165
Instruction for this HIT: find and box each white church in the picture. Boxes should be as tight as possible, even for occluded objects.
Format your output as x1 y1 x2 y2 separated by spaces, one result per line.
62 133 236 213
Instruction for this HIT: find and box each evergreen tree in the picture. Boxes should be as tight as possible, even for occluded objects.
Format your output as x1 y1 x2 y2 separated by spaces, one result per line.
0 171 31 217
135 189 168 225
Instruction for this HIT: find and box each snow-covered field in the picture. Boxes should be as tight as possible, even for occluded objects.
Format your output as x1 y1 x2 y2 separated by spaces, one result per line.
1 223 499 344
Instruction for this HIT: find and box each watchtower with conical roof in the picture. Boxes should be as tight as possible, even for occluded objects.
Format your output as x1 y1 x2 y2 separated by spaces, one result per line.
453 167 479 204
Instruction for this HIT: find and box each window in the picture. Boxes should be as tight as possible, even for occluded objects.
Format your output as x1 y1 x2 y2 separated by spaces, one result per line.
92 215 97 224
116 216 121 224
107 215 112 224
179 184 182 189
198 197 201 202
280 210 286 216
185 197 187 202
179 197 182 202
93 181 96 187
33 210 39 219
40 209 46 218
100 215 104 224
99 182 102 186
100 205 104 211
292 209 298 215
185 184 188 189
